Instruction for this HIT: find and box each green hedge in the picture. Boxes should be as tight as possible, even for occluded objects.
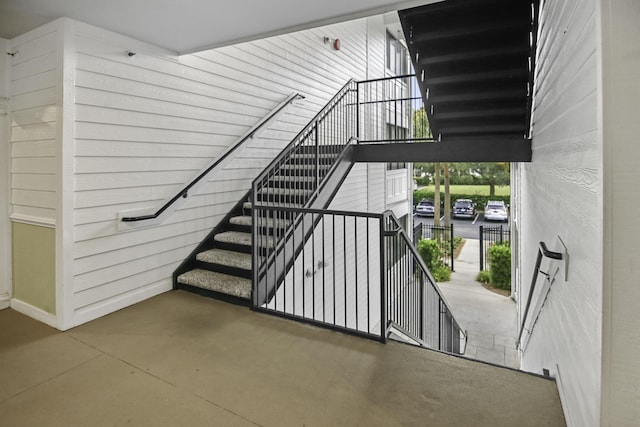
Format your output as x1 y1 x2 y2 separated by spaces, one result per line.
488 243 511 289
413 190 509 210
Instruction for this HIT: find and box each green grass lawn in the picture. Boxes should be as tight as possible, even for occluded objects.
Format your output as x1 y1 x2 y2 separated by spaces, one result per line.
417 184 510 196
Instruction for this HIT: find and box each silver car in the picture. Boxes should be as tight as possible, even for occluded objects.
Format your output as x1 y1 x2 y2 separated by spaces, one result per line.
484 201 508 222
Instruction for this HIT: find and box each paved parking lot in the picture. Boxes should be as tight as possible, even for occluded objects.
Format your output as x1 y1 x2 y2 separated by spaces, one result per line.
413 212 508 239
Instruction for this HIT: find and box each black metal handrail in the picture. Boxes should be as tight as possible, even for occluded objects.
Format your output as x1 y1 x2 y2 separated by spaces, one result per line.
121 92 303 222
517 241 563 349
384 212 465 353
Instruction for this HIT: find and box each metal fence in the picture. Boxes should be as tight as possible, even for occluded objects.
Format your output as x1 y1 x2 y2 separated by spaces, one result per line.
412 223 455 271
479 225 511 271
251 205 466 354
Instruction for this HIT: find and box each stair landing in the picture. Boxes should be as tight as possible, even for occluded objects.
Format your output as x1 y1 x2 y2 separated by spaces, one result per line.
3 291 565 426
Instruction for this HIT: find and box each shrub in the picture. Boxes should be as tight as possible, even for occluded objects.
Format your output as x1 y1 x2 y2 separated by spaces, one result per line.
431 266 451 282
417 239 441 271
476 270 491 284
488 243 511 289
417 239 451 282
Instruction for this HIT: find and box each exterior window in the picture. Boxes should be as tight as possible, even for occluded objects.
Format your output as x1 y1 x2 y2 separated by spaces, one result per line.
387 162 406 170
386 31 407 75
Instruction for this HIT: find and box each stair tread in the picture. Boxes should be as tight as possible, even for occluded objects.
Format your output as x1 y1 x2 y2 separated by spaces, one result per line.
215 231 275 248
177 269 251 299
196 249 251 270
230 215 291 229
258 188 312 196
215 231 252 246
229 216 252 227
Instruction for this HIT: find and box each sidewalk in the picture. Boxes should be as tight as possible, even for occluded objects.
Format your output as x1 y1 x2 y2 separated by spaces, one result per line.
437 239 519 368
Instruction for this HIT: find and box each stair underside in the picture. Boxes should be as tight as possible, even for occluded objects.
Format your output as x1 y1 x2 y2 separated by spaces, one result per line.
177 269 251 299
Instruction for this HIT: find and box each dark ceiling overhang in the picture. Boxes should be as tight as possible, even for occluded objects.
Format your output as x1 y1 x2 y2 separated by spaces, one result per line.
399 0 539 158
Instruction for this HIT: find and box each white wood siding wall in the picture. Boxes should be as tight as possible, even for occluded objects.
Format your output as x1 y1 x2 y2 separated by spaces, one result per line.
518 0 601 425
68 19 374 326
9 23 60 225
0 38 10 308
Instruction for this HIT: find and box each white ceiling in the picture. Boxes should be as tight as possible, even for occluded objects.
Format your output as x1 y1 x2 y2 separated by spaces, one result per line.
0 0 434 54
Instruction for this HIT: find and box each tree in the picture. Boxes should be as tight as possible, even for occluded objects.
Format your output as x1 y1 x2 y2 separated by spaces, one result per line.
468 163 510 196
413 107 432 140
444 162 451 227
434 163 441 225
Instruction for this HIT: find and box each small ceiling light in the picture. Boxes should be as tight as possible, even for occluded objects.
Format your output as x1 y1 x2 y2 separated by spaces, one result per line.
127 51 136 57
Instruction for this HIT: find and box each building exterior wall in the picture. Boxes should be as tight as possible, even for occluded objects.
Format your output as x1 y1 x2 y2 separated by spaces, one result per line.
600 0 640 424
516 0 602 425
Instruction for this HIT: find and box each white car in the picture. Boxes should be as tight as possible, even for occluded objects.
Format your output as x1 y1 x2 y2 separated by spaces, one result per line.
484 201 508 222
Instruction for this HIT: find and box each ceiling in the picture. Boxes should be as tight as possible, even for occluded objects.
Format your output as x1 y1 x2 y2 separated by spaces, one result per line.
0 0 435 55
399 0 538 143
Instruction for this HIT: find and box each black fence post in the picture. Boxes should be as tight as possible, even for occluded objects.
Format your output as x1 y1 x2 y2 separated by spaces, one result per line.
479 225 484 271
450 223 455 272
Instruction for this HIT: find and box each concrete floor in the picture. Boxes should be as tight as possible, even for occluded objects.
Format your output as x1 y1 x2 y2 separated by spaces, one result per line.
438 239 520 368
0 290 565 426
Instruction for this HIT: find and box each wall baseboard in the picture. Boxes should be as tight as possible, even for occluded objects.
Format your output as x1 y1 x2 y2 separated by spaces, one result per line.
10 298 58 329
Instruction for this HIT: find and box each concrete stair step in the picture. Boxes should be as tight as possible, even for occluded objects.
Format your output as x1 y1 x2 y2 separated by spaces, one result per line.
177 269 251 299
196 249 251 271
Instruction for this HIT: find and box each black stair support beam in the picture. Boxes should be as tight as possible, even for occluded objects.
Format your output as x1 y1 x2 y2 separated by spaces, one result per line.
419 45 530 66
436 107 527 120
352 140 531 163
412 20 530 43
425 68 529 86
430 88 527 104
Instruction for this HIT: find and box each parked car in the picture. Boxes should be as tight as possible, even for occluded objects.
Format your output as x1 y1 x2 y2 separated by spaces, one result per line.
484 200 509 222
415 199 436 217
452 199 476 219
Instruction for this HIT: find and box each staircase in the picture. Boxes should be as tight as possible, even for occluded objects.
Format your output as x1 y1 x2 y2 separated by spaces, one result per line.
175 197 254 304
175 80 358 304
175 148 337 304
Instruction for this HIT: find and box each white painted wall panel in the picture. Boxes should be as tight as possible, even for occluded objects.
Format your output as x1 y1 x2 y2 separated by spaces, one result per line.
0 39 10 307
68 18 375 325
9 24 59 226
518 1 602 426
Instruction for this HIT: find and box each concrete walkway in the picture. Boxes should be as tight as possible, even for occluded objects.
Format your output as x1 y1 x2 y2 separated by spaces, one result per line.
437 239 520 368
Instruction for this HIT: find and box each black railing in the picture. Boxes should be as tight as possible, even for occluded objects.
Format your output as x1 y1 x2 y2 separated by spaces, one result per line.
413 223 455 271
121 92 303 222
517 242 563 350
385 214 465 353
479 225 511 271
356 74 435 144
250 205 466 354
252 206 386 341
